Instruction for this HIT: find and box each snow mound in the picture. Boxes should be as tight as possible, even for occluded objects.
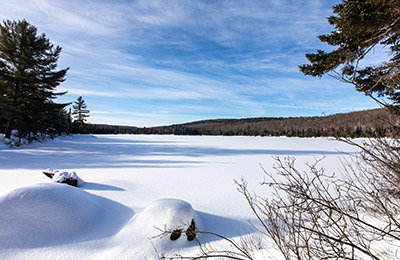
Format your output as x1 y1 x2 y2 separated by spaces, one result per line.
135 198 202 238
0 182 133 249
100 198 203 259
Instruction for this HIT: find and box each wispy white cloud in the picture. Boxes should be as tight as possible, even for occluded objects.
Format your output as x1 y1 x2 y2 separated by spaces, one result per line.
0 0 378 126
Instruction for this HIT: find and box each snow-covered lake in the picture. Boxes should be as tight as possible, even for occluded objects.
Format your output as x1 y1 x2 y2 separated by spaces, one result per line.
0 134 358 259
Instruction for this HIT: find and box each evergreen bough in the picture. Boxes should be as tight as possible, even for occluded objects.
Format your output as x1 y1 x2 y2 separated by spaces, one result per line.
0 20 69 139
300 0 400 113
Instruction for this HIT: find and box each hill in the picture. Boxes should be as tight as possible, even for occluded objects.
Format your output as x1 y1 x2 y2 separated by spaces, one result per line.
132 109 397 137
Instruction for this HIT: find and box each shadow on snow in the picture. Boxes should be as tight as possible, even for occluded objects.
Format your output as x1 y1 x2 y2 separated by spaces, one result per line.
0 134 344 170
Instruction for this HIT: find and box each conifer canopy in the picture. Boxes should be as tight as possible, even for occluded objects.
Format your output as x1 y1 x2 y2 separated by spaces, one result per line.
300 0 400 112
0 19 69 138
72 96 90 124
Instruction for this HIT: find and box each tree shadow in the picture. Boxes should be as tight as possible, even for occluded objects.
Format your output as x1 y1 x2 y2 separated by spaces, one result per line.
0 134 347 170
82 182 125 191
196 211 257 244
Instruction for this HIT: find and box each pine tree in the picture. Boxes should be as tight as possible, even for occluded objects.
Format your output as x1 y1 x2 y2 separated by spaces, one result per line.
299 0 400 113
72 96 90 124
0 20 69 138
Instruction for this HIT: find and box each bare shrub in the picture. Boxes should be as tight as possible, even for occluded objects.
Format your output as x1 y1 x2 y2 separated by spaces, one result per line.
156 227 262 260
234 129 400 259
160 131 400 259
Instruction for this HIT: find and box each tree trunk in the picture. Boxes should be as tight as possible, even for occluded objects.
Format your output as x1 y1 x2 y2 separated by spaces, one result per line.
5 118 14 139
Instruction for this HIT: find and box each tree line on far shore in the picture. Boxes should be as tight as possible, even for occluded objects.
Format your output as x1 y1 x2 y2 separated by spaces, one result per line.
132 108 397 138
78 108 397 138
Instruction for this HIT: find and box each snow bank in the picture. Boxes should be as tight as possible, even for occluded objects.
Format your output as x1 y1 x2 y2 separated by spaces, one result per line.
0 131 62 148
0 182 133 249
98 198 203 259
134 198 202 239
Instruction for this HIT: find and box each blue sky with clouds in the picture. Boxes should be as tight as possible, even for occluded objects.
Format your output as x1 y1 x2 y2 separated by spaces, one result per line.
1 0 379 126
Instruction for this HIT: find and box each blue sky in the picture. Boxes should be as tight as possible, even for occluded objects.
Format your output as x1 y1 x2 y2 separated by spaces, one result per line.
1 0 379 126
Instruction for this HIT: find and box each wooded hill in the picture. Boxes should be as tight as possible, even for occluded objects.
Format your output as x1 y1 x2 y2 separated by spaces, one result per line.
132 109 397 137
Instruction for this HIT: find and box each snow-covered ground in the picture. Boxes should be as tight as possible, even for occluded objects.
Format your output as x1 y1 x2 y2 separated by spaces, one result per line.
0 134 358 259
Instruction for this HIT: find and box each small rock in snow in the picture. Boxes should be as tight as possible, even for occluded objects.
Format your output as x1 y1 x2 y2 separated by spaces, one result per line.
42 169 84 187
170 229 182 240
185 219 197 241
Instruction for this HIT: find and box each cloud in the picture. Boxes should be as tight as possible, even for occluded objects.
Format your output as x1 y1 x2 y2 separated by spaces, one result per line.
0 0 378 126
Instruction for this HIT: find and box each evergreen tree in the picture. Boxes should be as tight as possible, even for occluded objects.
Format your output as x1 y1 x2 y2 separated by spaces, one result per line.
72 96 90 124
299 0 400 113
0 20 69 138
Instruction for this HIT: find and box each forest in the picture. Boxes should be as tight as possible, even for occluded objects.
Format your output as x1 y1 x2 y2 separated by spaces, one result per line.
6 107 392 138
131 108 396 138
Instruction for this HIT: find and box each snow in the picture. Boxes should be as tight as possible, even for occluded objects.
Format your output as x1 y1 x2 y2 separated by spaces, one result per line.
0 183 132 249
0 132 60 148
45 168 86 186
0 134 359 259
133 198 201 236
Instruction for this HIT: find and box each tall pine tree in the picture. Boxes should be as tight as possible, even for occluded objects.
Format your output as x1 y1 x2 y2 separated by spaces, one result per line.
0 20 69 139
299 0 400 113
72 96 90 124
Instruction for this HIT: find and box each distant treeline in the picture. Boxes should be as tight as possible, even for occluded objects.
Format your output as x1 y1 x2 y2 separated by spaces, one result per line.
80 124 137 134
64 109 397 138
130 109 398 138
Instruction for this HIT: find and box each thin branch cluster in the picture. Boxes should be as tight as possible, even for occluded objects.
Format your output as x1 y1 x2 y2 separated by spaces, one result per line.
160 128 400 259
235 131 400 259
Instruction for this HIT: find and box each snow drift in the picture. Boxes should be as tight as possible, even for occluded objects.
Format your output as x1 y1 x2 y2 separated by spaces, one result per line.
134 198 202 240
0 182 133 249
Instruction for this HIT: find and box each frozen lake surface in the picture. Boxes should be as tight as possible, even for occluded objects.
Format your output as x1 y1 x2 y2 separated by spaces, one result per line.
0 134 358 259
